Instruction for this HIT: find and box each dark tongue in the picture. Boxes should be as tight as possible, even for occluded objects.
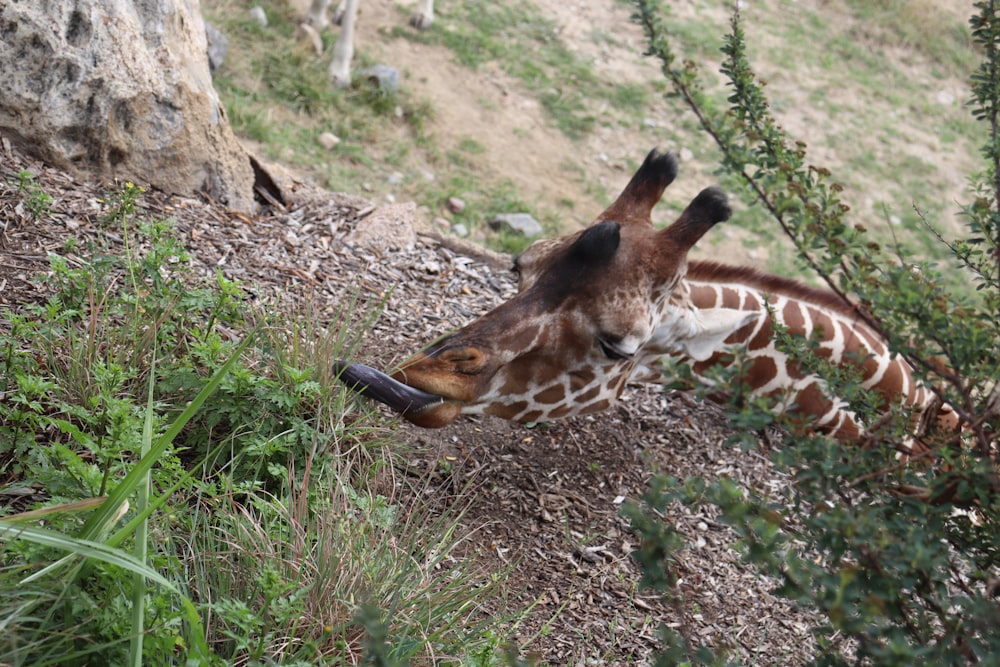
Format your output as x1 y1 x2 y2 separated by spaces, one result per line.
333 360 444 415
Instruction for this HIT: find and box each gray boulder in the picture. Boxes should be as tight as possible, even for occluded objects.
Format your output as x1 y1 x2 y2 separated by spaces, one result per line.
489 212 543 238
0 0 255 212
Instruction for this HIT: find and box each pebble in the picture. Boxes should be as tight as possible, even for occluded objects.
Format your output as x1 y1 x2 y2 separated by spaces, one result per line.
446 196 465 214
489 212 543 238
317 132 340 150
248 6 267 26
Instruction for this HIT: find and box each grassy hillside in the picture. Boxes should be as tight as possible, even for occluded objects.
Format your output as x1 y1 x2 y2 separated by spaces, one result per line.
204 0 979 272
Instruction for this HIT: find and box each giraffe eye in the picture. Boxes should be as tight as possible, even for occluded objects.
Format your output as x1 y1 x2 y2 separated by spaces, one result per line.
597 337 632 361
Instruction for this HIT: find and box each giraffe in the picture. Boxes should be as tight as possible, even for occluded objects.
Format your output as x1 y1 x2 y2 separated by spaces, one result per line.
302 0 435 88
335 149 958 449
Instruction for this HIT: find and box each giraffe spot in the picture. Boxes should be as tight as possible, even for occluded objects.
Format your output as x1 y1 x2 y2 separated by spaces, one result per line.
782 301 806 332
576 384 604 403
747 318 774 352
581 398 612 414
498 375 524 395
521 409 543 423
536 363 564 387
692 349 737 375
569 369 596 392
810 312 837 358
488 401 529 421
747 354 779 389
852 325 886 356
534 385 567 404
720 286 743 309
690 284 718 306
793 381 839 430
548 404 575 419
514 324 542 349
876 359 907 400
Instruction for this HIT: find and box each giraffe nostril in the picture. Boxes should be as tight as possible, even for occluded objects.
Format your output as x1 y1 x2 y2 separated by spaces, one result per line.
437 346 485 368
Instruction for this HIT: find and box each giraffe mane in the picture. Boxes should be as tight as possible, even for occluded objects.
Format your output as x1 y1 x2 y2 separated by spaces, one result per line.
688 261 859 318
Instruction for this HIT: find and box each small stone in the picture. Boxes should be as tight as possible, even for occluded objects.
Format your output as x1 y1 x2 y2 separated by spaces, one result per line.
317 132 340 150
446 196 465 214
357 64 400 92
284 230 301 246
452 222 469 237
387 172 404 185
489 212 543 238
433 217 451 232
679 148 694 162
248 6 267 27
421 259 442 274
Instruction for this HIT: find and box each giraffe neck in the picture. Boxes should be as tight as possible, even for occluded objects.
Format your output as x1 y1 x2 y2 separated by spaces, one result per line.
670 261 949 442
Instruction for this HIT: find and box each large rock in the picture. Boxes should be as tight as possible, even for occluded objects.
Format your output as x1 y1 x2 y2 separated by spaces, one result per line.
0 0 255 212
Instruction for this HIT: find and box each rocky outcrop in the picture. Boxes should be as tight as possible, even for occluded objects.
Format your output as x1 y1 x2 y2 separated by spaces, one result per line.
0 0 255 212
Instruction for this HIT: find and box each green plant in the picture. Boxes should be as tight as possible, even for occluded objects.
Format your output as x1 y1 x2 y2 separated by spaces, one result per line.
0 183 515 665
627 0 999 663
13 169 54 220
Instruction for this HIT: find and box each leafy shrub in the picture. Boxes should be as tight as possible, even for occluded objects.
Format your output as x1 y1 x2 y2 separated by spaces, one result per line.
0 181 509 665
627 1 999 664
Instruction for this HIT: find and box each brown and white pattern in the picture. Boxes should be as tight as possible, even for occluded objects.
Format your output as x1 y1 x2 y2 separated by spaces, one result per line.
676 264 955 446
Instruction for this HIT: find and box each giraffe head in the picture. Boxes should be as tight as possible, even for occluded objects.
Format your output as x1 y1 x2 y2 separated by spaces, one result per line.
336 149 759 427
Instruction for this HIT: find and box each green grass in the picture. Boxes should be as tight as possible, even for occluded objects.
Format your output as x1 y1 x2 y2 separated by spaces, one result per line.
0 179 513 665
841 0 975 71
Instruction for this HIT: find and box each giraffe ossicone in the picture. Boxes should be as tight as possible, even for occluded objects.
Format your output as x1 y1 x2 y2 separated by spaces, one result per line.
336 148 957 447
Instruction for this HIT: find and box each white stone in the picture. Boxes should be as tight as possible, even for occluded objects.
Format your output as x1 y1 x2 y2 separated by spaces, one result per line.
249 6 268 27
317 132 341 150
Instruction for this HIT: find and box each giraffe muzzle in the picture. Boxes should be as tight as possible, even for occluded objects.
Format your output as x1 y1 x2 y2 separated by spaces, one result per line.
333 360 451 423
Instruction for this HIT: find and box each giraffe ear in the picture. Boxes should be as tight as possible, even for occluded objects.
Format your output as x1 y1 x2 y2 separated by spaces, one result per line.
678 308 762 361
572 219 620 263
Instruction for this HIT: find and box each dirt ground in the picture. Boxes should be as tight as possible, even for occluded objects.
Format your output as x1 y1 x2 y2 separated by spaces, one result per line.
1 144 838 665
